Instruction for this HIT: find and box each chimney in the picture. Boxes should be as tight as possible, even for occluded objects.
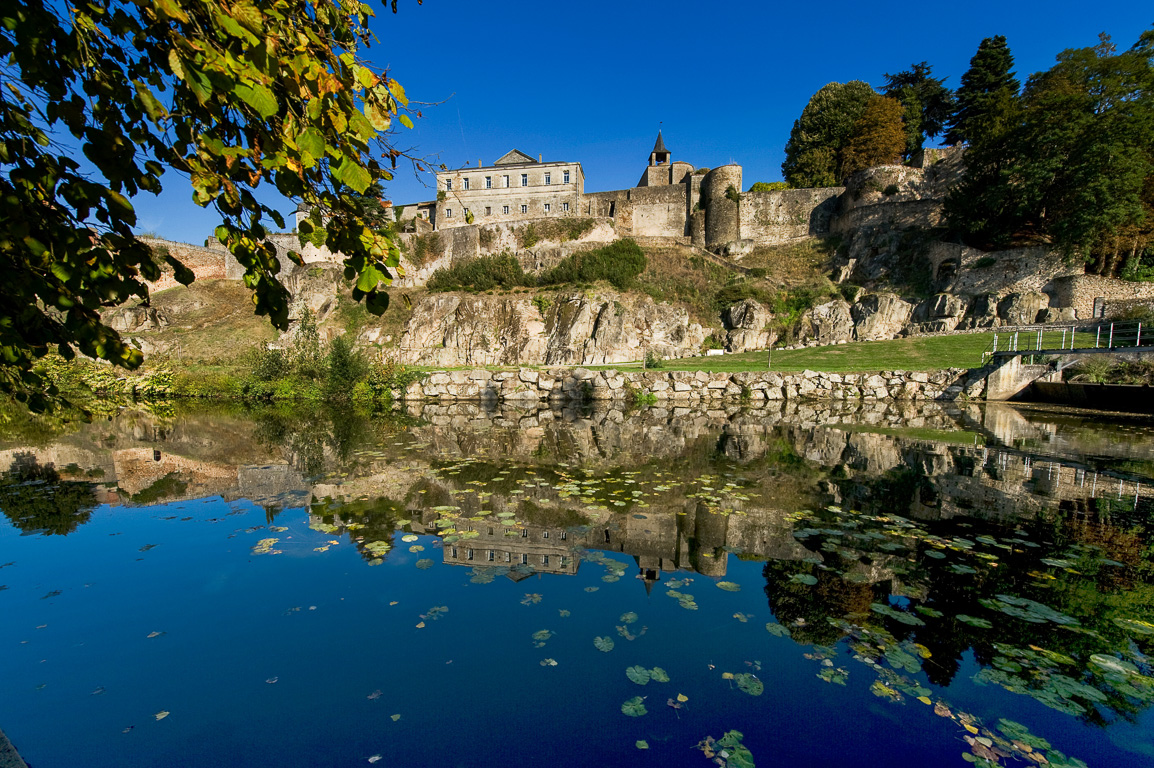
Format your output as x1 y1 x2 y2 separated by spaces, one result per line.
479 158 482 168
538 154 542 163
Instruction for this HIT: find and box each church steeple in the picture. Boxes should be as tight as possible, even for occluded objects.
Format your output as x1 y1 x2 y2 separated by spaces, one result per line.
648 131 670 166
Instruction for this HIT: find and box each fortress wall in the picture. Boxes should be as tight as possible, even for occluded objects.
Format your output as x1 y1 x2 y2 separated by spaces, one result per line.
141 237 228 291
738 188 841 245
625 184 688 237
701 165 742 249
1048 274 1154 319
937 244 1079 298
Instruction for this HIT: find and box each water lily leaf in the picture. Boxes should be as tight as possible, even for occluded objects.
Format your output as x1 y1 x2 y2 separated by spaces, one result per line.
635 740 648 750
594 636 615 652
716 581 741 592
390 714 401 721
957 614 993 629
401 534 418 543
619 611 638 624
1112 617 1154 636
154 710 169 720
621 696 647 717
539 658 558 666
734 673 763 696
765 622 791 638
626 665 651 685
790 573 818 586
415 559 434 569
650 667 670 683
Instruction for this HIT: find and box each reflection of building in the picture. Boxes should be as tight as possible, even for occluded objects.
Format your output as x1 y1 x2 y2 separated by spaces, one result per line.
440 519 582 577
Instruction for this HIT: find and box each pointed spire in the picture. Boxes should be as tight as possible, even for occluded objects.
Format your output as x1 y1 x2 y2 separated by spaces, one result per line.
652 130 667 155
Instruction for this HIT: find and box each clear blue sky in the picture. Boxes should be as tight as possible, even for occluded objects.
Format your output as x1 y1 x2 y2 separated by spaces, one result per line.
136 0 1152 244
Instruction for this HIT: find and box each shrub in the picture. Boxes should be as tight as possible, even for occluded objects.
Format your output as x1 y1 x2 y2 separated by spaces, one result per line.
325 334 368 397
411 232 443 266
725 185 741 204
644 350 664 369
539 239 647 290
749 181 789 193
291 307 327 380
427 253 532 292
532 294 552 316
242 344 290 382
518 223 539 248
713 282 774 313
747 268 768 278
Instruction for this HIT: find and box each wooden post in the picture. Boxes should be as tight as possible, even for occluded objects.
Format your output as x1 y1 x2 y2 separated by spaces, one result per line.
1109 323 1114 347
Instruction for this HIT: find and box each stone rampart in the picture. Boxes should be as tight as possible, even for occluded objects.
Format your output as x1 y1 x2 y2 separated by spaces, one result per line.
1048 275 1154 319
738 188 840 245
141 237 227 291
396 366 987 405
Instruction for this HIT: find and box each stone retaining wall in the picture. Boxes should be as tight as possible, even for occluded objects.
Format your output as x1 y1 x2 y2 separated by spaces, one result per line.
398 367 987 404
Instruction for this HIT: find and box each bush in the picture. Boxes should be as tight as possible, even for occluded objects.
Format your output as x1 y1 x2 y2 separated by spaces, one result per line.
411 232 443 266
518 223 539 248
325 334 368 396
427 253 532 292
713 282 774 313
644 350 664 369
725 185 741 204
241 344 291 382
539 239 647 290
292 307 327 380
749 181 789 193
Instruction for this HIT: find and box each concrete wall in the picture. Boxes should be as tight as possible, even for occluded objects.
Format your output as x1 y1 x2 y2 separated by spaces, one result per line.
738 188 841 245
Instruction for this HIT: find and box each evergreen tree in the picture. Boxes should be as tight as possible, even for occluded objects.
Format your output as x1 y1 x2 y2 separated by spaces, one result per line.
945 36 1020 146
782 81 877 187
882 62 956 158
840 96 908 178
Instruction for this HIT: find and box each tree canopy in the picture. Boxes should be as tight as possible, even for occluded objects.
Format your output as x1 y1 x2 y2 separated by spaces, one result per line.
946 29 1154 271
782 81 876 188
840 96 908 179
0 0 419 410
944 35 1020 146
882 62 955 160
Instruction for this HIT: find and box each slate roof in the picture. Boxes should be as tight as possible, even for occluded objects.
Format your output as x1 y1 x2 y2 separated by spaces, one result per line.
651 131 668 155
493 149 538 166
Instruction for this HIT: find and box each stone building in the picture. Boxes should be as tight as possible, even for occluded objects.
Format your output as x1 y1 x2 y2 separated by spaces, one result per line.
432 149 585 230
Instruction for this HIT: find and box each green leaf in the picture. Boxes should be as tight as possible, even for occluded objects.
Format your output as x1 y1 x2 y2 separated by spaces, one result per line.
365 103 392 131
649 667 669 683
399 114 414 130
626 666 651 685
356 265 384 293
593 636 614 652
297 128 324 160
620 696 647 717
332 158 372 193
765 622 791 638
734 673 764 696
716 581 741 592
365 290 390 315
619 611 638 624
134 82 167 120
234 81 278 119
635 740 648 750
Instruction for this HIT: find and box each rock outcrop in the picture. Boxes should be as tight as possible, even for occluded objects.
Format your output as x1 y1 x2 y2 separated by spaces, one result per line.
723 299 775 353
393 290 704 367
850 293 914 341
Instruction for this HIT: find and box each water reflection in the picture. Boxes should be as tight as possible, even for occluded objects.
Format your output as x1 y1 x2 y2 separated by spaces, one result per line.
3 399 1154 765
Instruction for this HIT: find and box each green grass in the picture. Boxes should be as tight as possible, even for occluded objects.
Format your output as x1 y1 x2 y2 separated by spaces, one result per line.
596 333 997 374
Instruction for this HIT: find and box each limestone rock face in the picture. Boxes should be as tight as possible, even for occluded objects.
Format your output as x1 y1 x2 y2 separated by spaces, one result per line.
851 293 914 340
998 292 1050 325
958 294 1000 329
722 299 775 353
105 306 169 332
804 300 855 344
395 291 704 367
907 293 970 334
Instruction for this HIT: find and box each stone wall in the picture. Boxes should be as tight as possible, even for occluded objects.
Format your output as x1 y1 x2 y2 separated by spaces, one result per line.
141 237 227 291
1047 275 1154 319
396 366 988 405
737 188 841 246
626 184 690 237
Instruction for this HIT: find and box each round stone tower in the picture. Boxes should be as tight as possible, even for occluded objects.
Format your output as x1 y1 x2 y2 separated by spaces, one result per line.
702 164 743 251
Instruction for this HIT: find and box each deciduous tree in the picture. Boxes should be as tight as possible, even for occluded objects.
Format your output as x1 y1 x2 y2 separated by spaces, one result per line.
882 62 955 159
840 96 907 179
782 81 876 188
0 0 419 410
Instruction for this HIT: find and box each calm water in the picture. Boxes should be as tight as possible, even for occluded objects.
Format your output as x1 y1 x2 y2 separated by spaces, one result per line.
2 400 1154 767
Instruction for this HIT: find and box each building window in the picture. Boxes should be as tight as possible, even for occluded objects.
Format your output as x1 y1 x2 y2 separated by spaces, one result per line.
520 205 527 214
451 547 458 558
564 170 570 183
542 531 549 539
505 552 511 563
487 550 495 562
467 549 473 561
542 555 549 566
544 173 551 185
544 203 551 213
503 175 510 187
521 174 528 187
445 209 452 218
485 207 491 216
521 529 528 538
560 531 566 540
562 202 569 212
463 178 470 190
485 176 492 189
502 205 509 215
445 179 452 191
520 553 528 564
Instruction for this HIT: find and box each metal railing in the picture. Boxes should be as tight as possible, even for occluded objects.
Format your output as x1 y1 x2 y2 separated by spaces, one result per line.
982 321 1150 362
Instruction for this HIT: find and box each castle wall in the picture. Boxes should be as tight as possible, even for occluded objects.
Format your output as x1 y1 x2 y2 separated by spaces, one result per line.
141 237 228 291
1047 275 1154 319
738 188 841 245
627 184 689 237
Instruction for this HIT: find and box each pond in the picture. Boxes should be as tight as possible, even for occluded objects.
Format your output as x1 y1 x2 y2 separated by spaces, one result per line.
2 399 1153 767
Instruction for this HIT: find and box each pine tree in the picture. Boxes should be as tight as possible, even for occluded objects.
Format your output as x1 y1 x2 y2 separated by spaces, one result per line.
945 36 1020 146
782 81 877 188
840 96 908 179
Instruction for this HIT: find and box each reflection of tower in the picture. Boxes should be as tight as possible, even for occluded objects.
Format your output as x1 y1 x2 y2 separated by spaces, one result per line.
635 558 661 595
687 501 729 577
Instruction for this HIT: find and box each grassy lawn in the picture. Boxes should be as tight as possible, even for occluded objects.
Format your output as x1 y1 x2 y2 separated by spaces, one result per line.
594 333 998 374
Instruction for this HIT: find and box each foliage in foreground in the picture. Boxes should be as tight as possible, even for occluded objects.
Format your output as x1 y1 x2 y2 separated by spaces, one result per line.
0 0 421 410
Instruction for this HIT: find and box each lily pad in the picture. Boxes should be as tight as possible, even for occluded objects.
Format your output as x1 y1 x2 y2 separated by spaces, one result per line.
765 622 791 638
734 673 763 696
650 667 670 683
626 666 651 685
619 611 638 624
415 559 434 569
594 636 615 652
1113 617 1154 636
635 740 648 750
956 614 992 629
621 696 647 717
716 581 741 592
789 573 818 586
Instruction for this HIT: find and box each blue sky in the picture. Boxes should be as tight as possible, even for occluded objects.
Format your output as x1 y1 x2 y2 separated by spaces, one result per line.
136 0 1152 244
